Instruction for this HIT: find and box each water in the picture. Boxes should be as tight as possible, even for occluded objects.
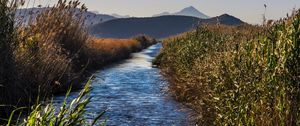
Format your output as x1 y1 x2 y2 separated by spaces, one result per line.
53 44 190 126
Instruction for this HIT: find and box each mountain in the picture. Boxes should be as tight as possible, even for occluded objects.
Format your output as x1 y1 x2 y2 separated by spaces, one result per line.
91 15 201 39
16 8 116 26
82 11 116 26
111 13 131 18
91 14 244 39
153 6 210 19
205 14 244 26
152 12 170 17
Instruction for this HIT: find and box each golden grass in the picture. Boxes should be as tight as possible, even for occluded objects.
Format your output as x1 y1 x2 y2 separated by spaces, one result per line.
84 36 156 68
87 38 140 53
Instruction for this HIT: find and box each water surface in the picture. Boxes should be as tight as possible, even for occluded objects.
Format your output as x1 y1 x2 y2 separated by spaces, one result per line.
53 44 190 126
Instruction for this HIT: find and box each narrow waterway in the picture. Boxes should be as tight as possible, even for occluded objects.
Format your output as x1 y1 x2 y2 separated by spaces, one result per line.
53 43 190 126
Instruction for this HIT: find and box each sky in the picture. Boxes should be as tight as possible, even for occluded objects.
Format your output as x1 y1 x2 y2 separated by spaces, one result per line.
25 0 300 24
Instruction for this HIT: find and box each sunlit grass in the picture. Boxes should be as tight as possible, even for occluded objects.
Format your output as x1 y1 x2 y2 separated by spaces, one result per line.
85 36 157 67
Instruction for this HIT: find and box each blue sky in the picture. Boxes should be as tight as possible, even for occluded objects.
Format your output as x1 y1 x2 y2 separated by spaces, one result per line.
27 0 300 24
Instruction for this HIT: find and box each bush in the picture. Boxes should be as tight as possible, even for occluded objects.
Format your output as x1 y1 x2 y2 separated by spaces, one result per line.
133 35 157 49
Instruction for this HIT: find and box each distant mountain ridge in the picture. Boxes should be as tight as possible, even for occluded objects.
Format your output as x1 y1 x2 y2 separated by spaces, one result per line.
111 13 131 18
91 14 244 39
153 6 210 19
18 7 245 39
91 15 201 39
16 7 117 26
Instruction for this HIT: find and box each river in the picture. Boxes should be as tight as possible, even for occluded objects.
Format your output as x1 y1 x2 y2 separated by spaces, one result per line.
53 43 190 126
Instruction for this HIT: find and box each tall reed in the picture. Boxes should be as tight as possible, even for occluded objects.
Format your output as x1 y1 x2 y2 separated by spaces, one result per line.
0 0 28 118
1 0 157 122
0 0 90 120
155 9 300 125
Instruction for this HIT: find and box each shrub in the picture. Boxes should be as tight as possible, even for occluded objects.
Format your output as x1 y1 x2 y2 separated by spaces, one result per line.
133 35 157 48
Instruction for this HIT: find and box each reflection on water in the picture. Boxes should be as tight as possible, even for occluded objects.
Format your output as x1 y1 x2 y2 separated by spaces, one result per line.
53 44 190 126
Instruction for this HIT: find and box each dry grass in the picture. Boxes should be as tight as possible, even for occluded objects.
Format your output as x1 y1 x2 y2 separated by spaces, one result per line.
88 38 140 54
12 0 89 96
84 36 157 68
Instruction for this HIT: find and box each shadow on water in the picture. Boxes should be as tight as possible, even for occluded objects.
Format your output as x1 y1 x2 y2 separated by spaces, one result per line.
53 43 191 126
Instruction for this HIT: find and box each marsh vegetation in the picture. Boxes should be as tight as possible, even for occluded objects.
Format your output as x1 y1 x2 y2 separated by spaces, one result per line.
0 0 156 124
155 9 300 125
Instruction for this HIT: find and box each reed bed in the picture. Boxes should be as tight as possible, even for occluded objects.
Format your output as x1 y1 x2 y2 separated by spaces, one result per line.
0 0 156 123
155 9 300 125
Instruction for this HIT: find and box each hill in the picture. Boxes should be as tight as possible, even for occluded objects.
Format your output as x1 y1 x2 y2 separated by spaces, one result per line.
91 14 244 39
91 15 201 39
205 14 244 26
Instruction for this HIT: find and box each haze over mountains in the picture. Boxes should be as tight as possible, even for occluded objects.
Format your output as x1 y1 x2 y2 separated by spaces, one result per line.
17 6 244 39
